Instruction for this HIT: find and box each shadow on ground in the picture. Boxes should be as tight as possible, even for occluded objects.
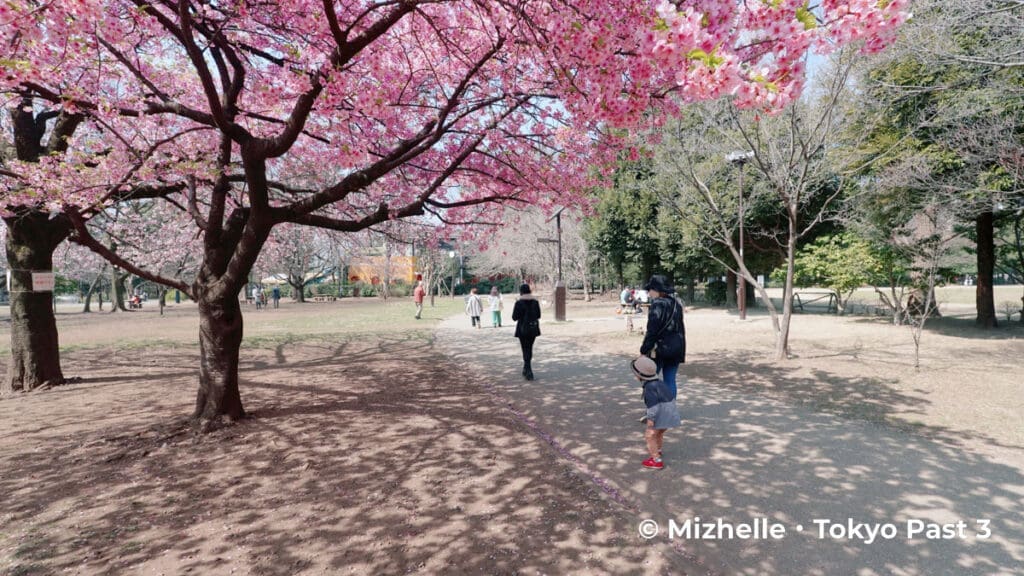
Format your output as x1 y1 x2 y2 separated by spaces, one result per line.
0 333 691 575
438 321 1024 576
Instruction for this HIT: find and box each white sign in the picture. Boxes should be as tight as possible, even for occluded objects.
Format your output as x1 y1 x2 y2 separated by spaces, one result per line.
31 272 55 292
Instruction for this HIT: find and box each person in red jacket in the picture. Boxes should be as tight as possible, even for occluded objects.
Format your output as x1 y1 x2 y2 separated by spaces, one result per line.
413 280 426 319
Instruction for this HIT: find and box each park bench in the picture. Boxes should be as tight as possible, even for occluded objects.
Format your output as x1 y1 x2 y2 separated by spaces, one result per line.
792 290 838 313
312 295 337 302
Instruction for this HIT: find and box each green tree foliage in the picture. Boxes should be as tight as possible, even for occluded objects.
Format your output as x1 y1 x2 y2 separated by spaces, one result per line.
53 275 79 296
770 233 883 313
585 159 662 286
849 0 1024 328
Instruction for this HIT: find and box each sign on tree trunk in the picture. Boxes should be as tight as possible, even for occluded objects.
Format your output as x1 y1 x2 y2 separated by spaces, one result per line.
31 272 55 292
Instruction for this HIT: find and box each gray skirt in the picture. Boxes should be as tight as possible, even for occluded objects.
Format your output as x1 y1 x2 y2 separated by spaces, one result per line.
646 399 682 429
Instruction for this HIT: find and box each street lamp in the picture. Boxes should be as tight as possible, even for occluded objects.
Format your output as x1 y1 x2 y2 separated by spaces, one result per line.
726 150 754 320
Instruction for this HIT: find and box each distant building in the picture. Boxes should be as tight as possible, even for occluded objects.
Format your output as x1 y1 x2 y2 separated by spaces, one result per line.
347 244 417 284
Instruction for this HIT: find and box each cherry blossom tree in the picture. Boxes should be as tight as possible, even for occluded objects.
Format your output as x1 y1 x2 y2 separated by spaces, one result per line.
2 0 907 426
0 98 193 390
258 225 336 303
53 241 107 312
93 200 202 312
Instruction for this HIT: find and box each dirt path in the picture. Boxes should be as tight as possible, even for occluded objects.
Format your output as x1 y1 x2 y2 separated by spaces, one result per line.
0 302 699 575
436 315 1024 575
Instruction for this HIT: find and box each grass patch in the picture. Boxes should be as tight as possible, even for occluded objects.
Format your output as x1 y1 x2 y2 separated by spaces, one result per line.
5 298 469 356
245 299 463 339
58 337 188 355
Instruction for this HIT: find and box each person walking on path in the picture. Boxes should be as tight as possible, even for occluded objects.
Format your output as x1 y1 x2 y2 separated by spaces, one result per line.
640 275 686 399
632 355 681 469
512 283 542 380
252 284 263 310
488 286 504 328
466 287 484 328
413 280 426 319
271 285 281 309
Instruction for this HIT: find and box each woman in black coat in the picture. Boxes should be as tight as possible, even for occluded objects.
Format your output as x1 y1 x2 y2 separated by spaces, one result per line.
639 275 686 400
512 283 541 380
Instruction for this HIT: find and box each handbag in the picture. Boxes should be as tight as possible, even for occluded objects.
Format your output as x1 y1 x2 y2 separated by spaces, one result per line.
524 318 541 338
522 300 541 337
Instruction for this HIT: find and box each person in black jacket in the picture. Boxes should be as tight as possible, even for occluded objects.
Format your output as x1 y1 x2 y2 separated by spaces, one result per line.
512 283 541 380
639 275 686 400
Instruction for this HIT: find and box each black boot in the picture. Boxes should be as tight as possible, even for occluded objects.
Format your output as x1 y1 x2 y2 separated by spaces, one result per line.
525 367 534 381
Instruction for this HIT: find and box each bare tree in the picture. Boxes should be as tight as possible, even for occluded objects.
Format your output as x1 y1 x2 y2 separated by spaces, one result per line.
894 202 961 369
471 208 592 294
894 0 1024 71
656 56 863 360
261 225 335 303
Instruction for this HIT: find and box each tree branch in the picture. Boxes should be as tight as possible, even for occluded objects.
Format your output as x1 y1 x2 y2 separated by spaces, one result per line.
65 206 192 296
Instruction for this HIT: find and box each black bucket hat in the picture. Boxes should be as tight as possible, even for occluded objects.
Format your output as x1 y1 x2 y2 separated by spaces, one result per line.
643 275 673 294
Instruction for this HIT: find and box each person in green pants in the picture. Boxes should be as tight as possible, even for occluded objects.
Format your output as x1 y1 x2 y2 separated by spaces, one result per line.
488 286 504 328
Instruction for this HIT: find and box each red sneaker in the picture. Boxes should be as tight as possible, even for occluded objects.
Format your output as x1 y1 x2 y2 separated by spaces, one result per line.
642 457 664 469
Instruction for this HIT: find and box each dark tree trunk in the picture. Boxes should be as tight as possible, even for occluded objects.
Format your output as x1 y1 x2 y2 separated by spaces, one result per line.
640 252 658 285
82 288 93 313
726 270 737 309
81 265 106 313
188 193 269 430
110 268 128 312
3 212 69 393
290 280 306 303
976 211 998 329
2 102 83 393
194 292 246 428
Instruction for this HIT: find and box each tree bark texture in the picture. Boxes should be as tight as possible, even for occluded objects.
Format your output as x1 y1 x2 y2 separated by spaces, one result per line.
289 279 306 303
3 212 69 392
975 211 998 328
81 264 107 313
776 218 798 361
193 293 246 427
726 270 737 309
110 267 128 312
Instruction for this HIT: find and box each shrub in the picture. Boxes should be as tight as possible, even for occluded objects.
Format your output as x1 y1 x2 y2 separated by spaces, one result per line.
706 279 727 306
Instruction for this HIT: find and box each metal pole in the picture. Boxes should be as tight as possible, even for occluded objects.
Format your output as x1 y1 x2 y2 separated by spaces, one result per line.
449 252 455 298
556 212 563 283
738 166 746 320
